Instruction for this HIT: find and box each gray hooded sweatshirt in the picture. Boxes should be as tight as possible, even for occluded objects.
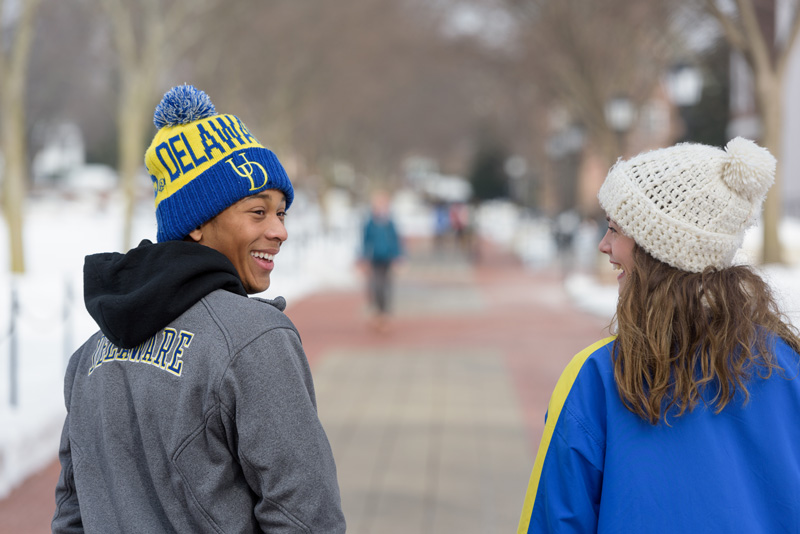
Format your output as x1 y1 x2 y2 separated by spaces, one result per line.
53 239 345 533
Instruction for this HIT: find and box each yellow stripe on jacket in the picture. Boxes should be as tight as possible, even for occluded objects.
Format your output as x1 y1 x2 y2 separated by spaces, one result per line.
517 336 616 534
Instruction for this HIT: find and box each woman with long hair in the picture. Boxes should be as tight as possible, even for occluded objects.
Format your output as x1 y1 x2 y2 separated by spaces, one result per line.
518 138 800 533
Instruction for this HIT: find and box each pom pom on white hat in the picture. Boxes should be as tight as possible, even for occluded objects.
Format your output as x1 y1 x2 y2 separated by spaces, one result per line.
722 137 776 200
597 137 776 273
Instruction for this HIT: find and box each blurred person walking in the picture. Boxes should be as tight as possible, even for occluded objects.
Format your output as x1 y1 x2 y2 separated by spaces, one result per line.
449 201 478 260
518 138 800 533
360 190 403 333
553 209 580 279
432 201 450 253
52 85 345 533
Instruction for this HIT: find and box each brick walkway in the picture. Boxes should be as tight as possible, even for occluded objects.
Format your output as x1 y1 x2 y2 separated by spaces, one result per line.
0 238 609 533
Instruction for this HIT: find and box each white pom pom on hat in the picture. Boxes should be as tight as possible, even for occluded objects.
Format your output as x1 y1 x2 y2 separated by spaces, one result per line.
597 137 776 273
722 137 776 201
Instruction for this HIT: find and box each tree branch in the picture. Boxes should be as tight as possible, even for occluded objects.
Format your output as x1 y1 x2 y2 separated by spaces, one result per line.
734 0 774 73
0 0 5 73
778 1 800 77
703 0 749 54
4 0 42 98
161 0 221 60
98 0 137 69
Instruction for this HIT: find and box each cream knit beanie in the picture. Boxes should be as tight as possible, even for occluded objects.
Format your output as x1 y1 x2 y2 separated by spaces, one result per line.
597 137 776 273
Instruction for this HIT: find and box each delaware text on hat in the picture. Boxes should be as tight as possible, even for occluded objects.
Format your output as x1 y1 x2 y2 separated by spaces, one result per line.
148 114 262 204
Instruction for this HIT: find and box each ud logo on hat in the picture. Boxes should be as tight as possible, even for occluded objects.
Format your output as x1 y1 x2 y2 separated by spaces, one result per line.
226 153 269 191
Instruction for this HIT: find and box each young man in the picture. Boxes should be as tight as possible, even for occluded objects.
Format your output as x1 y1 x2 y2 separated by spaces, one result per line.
52 85 346 533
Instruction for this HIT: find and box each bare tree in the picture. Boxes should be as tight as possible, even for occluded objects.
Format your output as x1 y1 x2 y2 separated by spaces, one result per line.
194 0 528 191
0 0 42 273
506 0 675 167
27 0 551 210
96 0 221 250
702 0 800 264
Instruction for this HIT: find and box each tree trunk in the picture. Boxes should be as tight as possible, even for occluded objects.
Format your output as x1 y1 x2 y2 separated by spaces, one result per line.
754 69 783 264
0 0 42 273
117 81 153 251
1 101 27 273
100 0 220 251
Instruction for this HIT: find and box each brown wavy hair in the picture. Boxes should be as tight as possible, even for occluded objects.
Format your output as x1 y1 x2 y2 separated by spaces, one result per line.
612 245 800 425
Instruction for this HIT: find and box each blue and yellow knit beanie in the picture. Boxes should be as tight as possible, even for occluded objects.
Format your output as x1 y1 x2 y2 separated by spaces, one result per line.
145 84 294 242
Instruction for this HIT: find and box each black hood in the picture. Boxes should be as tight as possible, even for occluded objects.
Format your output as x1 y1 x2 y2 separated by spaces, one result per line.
84 239 247 349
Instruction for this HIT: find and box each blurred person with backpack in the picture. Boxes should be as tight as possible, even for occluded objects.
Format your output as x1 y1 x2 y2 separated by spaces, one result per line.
360 190 404 333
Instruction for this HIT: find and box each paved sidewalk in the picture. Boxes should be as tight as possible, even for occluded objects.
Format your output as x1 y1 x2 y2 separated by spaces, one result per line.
288 239 608 533
0 238 609 533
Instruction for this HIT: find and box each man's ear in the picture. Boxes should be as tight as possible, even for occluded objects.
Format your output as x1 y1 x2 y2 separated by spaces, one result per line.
188 227 203 243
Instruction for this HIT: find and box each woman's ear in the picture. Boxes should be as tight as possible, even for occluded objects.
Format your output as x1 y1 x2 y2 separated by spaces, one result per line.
188 227 203 243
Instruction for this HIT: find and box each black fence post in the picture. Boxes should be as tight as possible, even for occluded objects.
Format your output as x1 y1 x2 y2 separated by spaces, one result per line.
10 280 19 408
64 276 73 369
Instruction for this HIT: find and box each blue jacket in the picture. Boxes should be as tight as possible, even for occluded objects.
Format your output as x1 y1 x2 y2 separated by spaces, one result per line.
518 336 800 533
362 215 402 263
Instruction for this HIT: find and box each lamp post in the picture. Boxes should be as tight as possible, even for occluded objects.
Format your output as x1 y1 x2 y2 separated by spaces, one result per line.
666 62 703 141
504 155 528 205
546 124 585 213
604 95 635 156
666 63 703 107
